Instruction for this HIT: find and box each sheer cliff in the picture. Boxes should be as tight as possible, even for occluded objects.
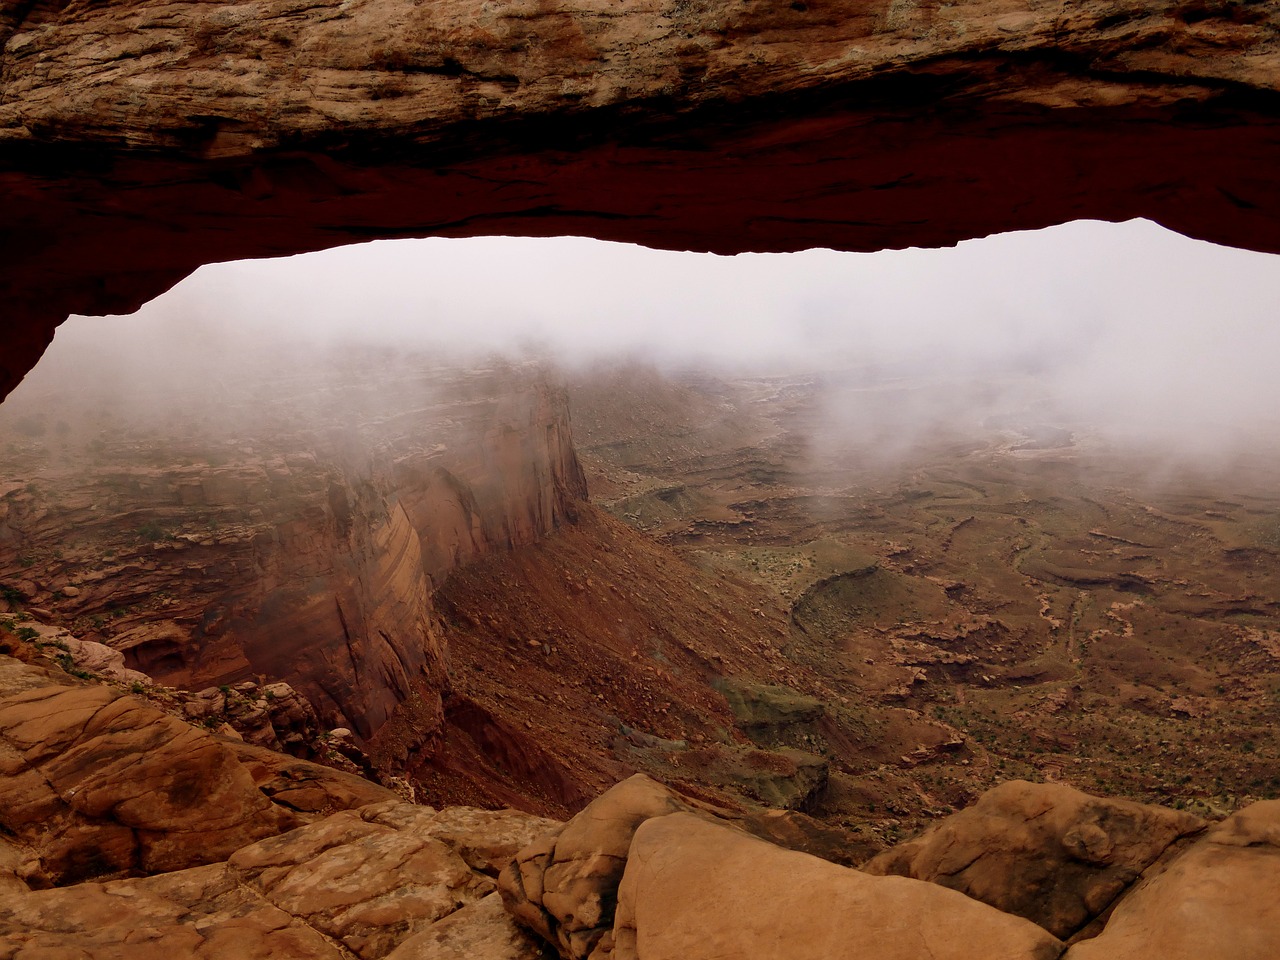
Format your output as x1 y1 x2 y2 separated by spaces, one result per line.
0 356 587 745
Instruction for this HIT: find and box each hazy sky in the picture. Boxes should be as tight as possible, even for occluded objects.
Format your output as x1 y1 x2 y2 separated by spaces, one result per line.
26 217 1280 461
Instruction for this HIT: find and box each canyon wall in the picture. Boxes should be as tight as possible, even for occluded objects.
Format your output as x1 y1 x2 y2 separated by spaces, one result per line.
0 360 587 743
2 0 1278 396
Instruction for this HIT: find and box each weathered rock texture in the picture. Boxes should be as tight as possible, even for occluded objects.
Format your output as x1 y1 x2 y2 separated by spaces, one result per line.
501 774 1065 960
863 779 1206 939
2 0 1279 396
499 774 705 960
1064 799 1280 960
0 800 558 960
0 361 586 754
0 652 392 888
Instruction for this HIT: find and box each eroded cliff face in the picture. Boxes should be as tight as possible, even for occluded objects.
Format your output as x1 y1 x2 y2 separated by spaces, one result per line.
2 0 1278 397
0 354 587 744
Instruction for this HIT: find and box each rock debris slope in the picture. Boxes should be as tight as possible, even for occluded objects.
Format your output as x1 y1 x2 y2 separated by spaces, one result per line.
2 0 1279 395
3 653 1279 960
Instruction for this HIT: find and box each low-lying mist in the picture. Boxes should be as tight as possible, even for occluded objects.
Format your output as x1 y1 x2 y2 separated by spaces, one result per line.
5 218 1280 477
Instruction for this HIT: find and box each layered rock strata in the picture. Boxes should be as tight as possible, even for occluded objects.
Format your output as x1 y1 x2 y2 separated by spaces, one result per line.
0 361 586 753
2 0 1279 396
0 801 558 960
0 651 394 889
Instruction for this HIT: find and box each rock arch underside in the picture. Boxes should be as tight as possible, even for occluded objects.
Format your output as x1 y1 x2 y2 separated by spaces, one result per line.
1 0 1278 396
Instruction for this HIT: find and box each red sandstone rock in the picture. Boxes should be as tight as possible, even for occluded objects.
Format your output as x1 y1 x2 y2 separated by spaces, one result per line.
1 0 1278 397
0 799 556 960
0 656 299 886
0 653 417 888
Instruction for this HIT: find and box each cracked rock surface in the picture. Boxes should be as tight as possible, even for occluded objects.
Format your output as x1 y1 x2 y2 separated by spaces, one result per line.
862 779 1206 939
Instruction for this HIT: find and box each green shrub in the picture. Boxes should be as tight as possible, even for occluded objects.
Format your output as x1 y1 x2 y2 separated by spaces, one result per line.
137 520 167 542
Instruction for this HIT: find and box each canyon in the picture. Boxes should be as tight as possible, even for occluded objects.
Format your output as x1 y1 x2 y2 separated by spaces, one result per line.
2 0 1279 952
0 345 590 782
2 341 1279 956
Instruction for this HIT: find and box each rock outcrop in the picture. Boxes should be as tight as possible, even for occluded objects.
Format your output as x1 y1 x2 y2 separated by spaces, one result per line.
603 812 1063 960
0 801 558 960
500 774 704 960
0 658 560 958
0 652 393 888
1064 800 1280 960
863 779 1206 939
4 675 1279 960
2 0 1278 396
0 360 586 754
501 774 1064 960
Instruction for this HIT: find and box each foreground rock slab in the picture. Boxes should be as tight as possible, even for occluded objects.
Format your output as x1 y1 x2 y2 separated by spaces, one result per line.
864 780 1205 939
0 800 557 960
386 893 553 960
0 863 346 960
0 655 298 886
600 812 1063 960
1064 799 1280 960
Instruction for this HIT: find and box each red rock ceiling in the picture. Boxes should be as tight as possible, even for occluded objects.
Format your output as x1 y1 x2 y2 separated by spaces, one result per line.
1 0 1277 397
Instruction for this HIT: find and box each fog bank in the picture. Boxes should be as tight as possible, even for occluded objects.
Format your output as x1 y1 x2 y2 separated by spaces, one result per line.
10 218 1280 465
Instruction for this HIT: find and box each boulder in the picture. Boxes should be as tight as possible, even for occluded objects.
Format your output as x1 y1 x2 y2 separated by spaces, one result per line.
864 780 1204 939
1064 800 1280 960
30 622 150 684
499 774 705 960
600 812 1063 960
228 740 398 814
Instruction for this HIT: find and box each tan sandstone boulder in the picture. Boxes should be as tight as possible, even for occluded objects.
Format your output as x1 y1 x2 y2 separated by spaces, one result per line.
599 812 1064 960
499 774 707 959
864 780 1204 939
1064 799 1280 960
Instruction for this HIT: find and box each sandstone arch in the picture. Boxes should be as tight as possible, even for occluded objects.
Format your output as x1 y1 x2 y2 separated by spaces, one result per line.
1 0 1277 396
